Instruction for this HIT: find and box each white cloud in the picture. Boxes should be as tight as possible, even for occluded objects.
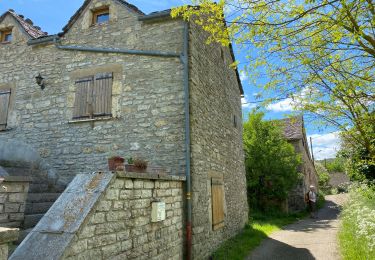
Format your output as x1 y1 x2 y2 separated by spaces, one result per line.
240 71 248 81
266 86 317 112
266 98 294 112
308 131 341 160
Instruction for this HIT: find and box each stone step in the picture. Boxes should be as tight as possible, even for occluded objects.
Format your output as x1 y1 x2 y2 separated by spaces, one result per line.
23 214 44 229
25 201 54 214
1 167 33 176
26 193 61 203
28 183 50 193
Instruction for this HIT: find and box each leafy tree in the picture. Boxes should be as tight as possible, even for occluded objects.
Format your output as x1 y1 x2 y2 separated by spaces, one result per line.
315 162 330 187
243 112 301 210
340 133 375 181
172 0 375 165
324 157 346 173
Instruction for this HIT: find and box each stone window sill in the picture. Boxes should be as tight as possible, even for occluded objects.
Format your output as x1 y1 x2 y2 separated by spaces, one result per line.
68 116 115 124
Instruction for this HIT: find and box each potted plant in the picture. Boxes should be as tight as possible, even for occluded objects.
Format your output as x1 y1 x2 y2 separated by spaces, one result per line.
108 156 125 171
134 158 148 173
125 157 135 172
125 157 148 173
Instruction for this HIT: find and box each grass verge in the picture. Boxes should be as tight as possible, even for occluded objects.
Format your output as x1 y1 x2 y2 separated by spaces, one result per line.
338 183 375 259
212 211 307 260
212 195 326 260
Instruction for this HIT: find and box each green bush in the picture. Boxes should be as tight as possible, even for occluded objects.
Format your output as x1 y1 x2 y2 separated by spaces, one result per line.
243 112 301 211
315 162 330 188
325 157 346 173
339 182 375 259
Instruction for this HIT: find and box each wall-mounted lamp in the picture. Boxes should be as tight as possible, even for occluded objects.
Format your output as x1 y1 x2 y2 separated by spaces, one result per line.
35 73 45 90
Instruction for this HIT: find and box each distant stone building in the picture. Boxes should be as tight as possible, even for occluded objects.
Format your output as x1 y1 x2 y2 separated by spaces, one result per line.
0 0 248 258
280 116 318 212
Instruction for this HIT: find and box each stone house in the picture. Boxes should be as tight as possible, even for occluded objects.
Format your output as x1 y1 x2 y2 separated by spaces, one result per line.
0 0 248 259
280 116 318 212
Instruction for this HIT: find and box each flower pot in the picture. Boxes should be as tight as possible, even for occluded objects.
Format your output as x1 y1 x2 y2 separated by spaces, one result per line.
108 157 125 171
125 164 147 173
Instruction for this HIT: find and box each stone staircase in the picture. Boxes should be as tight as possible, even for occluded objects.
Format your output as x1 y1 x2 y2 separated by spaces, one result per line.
18 192 62 243
24 192 61 227
1 165 63 243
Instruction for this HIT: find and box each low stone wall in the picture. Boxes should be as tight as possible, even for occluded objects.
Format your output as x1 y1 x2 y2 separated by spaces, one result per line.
0 176 30 228
0 227 19 259
63 172 185 259
10 172 185 260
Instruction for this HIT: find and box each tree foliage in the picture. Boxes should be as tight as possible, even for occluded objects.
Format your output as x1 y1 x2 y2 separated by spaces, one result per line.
242 112 301 210
324 157 346 173
172 0 375 166
315 162 331 187
340 133 375 180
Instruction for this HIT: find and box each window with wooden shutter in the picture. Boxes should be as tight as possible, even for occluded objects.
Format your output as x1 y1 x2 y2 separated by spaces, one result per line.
93 73 112 117
73 73 112 120
0 89 11 130
211 178 225 230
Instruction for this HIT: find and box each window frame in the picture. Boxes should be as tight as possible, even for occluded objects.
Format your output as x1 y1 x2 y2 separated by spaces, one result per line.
72 72 113 121
0 88 11 131
92 7 110 25
1 29 13 43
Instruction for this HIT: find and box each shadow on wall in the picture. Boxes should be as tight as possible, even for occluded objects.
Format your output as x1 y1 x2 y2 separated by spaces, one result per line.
0 138 61 192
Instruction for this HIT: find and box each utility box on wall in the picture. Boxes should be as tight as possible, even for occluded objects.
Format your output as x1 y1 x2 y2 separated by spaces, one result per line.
151 201 166 222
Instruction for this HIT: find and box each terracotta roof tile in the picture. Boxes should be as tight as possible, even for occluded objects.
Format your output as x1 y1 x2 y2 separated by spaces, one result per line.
0 9 47 39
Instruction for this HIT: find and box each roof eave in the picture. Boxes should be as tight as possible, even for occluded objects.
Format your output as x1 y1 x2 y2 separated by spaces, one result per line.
61 0 145 35
138 10 172 22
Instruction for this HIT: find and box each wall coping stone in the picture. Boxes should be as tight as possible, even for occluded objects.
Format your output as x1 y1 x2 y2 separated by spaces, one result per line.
0 227 19 244
116 171 186 181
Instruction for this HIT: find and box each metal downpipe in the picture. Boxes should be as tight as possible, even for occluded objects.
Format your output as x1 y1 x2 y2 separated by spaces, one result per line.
181 22 192 260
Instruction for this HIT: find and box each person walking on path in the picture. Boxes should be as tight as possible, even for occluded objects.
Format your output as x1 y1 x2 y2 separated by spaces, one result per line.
306 185 317 218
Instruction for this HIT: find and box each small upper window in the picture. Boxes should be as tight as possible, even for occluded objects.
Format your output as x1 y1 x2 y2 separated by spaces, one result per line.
1 29 12 43
92 8 110 25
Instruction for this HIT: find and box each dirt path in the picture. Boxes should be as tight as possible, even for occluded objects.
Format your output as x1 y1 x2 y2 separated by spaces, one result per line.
247 194 348 260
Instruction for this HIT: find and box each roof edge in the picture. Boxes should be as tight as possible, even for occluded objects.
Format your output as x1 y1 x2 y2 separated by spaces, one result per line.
138 10 172 22
61 0 145 35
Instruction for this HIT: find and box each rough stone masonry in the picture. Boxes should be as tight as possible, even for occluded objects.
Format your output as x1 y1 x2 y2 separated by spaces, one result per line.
0 0 248 258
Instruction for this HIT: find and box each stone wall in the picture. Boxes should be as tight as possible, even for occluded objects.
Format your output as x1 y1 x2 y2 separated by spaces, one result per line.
0 227 19 259
0 176 30 228
0 0 186 187
189 22 249 258
62 173 185 260
288 139 319 212
10 172 185 260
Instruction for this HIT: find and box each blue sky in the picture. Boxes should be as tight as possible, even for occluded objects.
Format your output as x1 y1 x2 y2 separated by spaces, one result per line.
0 0 340 159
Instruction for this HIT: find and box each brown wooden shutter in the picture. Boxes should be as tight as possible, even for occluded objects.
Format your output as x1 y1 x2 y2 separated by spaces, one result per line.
93 73 112 117
211 178 225 230
73 77 93 119
0 89 11 130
